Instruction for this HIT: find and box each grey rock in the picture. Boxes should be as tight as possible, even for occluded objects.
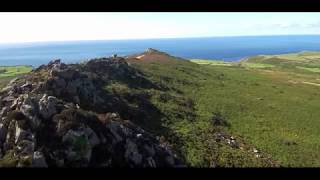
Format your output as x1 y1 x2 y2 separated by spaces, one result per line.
62 129 82 143
0 107 9 117
10 95 24 110
1 86 13 93
66 82 77 95
0 148 3 158
9 85 21 95
106 121 123 143
56 69 76 80
18 95 43 129
98 132 107 144
0 123 6 143
66 150 77 161
17 140 35 156
147 157 156 167
39 94 58 119
20 95 36 117
17 155 32 167
85 148 92 162
64 103 76 109
0 78 18 93
125 139 142 165
48 59 61 66
54 78 66 88
73 96 80 104
119 124 131 137
62 129 92 162
110 113 118 119
0 57 185 167
29 116 42 130
144 145 155 157
165 156 175 166
21 81 32 91
15 125 26 144
84 127 100 147
8 77 19 85
15 125 34 144
2 95 15 103
32 151 48 167
92 94 104 105
56 159 64 167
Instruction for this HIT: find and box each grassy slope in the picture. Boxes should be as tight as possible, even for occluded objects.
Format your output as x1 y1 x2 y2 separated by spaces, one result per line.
189 52 320 167
126 51 320 167
129 58 276 167
194 65 320 167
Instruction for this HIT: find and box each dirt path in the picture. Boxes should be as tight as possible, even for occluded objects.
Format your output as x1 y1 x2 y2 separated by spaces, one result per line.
288 80 320 87
301 81 320 87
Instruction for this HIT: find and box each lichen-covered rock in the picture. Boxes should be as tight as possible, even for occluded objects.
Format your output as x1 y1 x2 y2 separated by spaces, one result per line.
18 95 41 129
38 94 58 119
0 57 185 167
20 81 32 92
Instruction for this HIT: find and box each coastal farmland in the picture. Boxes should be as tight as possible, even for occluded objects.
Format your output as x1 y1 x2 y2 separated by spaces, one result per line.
0 66 32 88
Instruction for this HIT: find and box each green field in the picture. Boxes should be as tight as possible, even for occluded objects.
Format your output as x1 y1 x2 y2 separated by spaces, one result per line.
296 66 320 73
190 59 275 69
190 59 233 66
0 66 32 78
243 51 320 73
252 51 320 62
0 66 32 88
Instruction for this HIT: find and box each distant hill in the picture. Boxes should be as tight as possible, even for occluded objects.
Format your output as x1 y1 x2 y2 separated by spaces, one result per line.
126 48 186 63
241 51 320 74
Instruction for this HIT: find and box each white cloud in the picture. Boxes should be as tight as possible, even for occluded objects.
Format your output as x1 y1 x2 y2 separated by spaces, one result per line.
0 13 320 43
0 13 195 43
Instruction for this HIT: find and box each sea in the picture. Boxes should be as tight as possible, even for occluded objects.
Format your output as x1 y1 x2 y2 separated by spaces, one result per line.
1 35 320 67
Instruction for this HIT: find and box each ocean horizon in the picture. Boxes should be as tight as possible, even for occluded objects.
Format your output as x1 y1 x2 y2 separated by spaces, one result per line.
1 35 320 67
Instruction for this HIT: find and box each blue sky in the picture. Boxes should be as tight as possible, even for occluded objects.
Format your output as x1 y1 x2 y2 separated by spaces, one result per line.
0 13 320 43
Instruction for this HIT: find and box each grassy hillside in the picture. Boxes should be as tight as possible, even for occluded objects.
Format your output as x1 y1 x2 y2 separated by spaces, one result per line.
127 55 278 167
126 51 320 167
189 52 320 167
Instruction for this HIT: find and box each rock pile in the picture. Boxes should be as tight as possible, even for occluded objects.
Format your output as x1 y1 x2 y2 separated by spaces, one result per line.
213 131 280 167
0 57 184 167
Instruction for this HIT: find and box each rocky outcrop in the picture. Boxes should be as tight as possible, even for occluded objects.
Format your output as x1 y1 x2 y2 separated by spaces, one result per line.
0 57 185 167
